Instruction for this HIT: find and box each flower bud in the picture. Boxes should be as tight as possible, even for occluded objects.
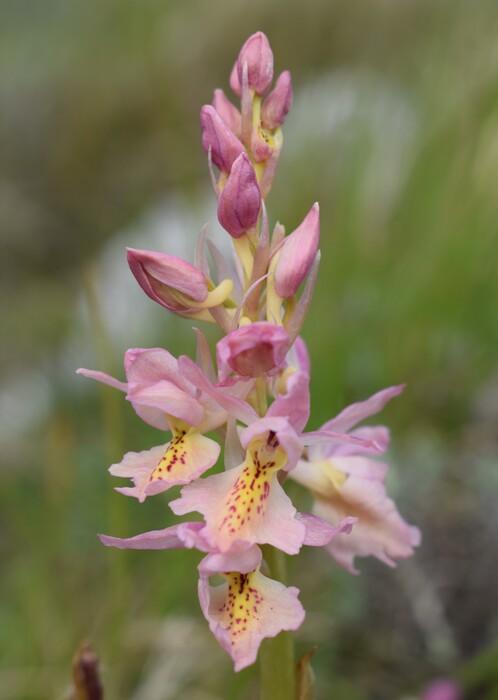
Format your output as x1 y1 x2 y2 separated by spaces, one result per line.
217 322 290 382
274 203 320 298
236 32 274 96
200 105 245 172
127 248 232 315
212 89 241 138
261 71 293 130
229 61 242 97
217 153 261 238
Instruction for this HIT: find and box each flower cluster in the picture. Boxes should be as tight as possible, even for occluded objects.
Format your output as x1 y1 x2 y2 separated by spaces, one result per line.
79 32 420 672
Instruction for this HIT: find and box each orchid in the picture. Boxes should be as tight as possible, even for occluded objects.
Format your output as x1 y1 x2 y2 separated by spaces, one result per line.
79 31 420 693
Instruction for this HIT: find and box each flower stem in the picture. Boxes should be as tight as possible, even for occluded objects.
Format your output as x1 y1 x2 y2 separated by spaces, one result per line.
259 545 296 700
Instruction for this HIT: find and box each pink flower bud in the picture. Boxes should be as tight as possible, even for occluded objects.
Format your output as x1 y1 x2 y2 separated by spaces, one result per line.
212 89 241 138
229 61 242 97
261 71 293 130
236 32 274 96
217 322 290 382
217 153 261 238
274 203 320 298
200 105 245 172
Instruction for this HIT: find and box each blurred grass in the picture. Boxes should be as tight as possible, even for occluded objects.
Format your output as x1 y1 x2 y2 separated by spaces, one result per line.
1 0 498 698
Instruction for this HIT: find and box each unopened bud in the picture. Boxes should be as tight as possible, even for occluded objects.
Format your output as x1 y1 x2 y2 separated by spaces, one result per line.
217 322 290 381
261 71 293 130
229 61 242 97
127 248 233 316
274 203 320 298
213 89 242 138
217 153 261 238
236 32 274 96
200 105 245 172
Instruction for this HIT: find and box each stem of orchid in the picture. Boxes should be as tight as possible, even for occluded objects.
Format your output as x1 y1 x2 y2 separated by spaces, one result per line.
259 545 296 700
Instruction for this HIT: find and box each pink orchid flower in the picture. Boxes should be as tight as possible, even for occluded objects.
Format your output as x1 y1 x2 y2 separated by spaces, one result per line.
198 546 303 671
170 417 307 554
77 348 253 502
290 385 421 572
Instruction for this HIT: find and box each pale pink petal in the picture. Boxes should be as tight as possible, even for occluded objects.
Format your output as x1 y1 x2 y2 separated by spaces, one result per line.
124 347 195 395
297 512 356 547
110 434 220 503
313 475 421 573
320 385 405 434
98 521 208 551
178 355 258 425
199 566 304 671
324 426 391 458
76 368 127 392
267 370 310 433
421 680 462 700
128 380 204 427
285 336 311 375
199 546 262 576
302 429 382 453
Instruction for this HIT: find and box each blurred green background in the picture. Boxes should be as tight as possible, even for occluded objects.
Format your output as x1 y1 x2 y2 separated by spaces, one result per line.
1 0 498 698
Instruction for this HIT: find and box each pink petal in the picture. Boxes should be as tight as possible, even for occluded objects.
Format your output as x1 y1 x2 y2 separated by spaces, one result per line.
178 355 258 425
267 370 310 433
128 380 204 427
320 385 405 434
313 475 421 573
261 70 293 130
124 348 195 396
297 512 356 547
76 368 127 392
99 521 208 551
199 566 304 671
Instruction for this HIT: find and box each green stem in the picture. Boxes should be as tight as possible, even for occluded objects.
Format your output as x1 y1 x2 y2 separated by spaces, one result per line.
259 545 296 700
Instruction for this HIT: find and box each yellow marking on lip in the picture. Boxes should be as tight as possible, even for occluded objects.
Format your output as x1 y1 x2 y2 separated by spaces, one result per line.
218 570 263 644
218 433 287 536
149 419 190 483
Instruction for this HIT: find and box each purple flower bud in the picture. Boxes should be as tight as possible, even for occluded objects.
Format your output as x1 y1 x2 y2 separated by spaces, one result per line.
127 248 208 312
274 203 320 298
217 153 261 238
261 71 293 130
236 32 274 96
213 89 241 138
200 105 245 172
217 322 290 381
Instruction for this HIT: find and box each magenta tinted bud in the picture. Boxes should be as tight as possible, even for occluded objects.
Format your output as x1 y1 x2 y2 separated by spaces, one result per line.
236 32 274 96
217 153 261 238
261 71 293 130
217 322 290 381
274 203 320 298
200 105 245 172
127 248 208 312
213 89 241 138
